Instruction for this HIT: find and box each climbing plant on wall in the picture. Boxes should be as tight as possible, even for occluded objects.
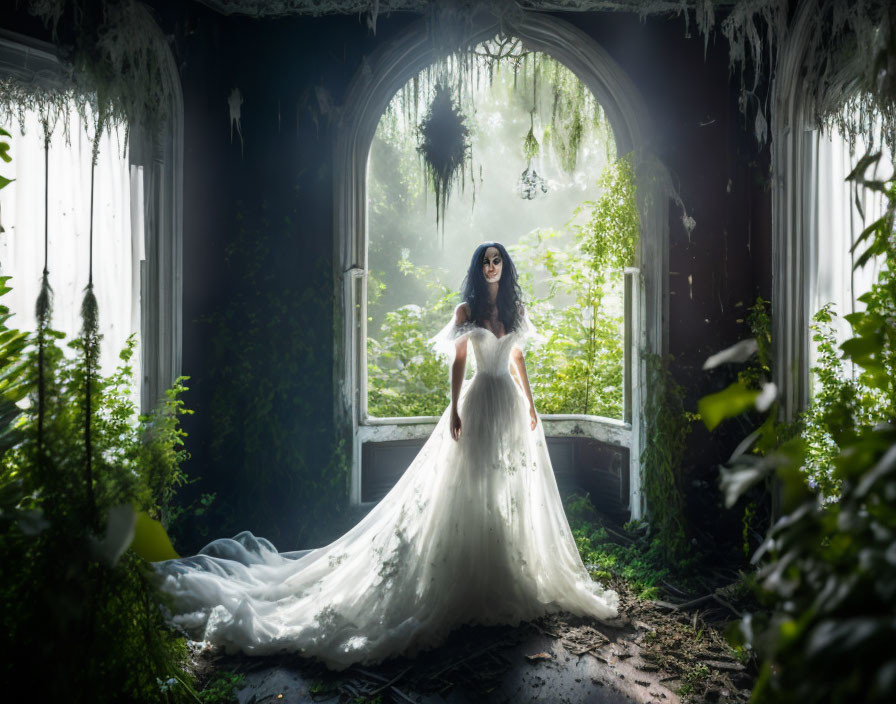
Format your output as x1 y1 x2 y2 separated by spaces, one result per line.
198 201 349 550
639 353 691 565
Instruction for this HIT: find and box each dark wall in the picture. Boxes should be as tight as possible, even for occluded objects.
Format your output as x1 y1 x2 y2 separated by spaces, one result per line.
1 3 772 551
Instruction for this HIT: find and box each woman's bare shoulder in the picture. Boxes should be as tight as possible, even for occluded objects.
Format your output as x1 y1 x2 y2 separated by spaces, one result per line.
454 302 471 325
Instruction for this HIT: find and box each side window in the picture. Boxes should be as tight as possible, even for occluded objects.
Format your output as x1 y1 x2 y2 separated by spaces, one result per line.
809 121 892 366
0 32 183 412
0 104 142 401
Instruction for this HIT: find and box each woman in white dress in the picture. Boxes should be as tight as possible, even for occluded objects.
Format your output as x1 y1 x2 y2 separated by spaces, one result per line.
156 242 618 670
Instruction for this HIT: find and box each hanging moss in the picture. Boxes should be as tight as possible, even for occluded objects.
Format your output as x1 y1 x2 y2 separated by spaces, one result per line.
383 37 609 225
1 0 177 151
523 116 540 161
416 80 471 238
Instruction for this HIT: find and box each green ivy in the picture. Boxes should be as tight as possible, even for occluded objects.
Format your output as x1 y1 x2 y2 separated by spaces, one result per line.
640 353 691 565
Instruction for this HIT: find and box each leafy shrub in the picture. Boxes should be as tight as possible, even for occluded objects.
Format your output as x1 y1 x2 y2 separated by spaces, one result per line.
715 158 896 703
0 127 194 702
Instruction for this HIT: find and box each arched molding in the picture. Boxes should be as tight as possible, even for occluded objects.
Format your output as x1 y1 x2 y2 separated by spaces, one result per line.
333 11 670 518
769 0 865 421
0 27 183 414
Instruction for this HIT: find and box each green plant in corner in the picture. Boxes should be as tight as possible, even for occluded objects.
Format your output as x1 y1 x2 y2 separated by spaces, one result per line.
716 154 896 703
640 353 691 565
0 125 197 703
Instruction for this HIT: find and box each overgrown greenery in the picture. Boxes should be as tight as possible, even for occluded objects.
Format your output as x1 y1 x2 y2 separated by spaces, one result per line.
640 353 692 565
367 155 637 420
565 492 701 599
0 305 195 703
0 124 197 702
709 156 896 702
802 301 894 500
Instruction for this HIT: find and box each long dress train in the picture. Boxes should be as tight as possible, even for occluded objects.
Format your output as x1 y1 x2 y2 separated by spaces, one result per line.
155 312 618 670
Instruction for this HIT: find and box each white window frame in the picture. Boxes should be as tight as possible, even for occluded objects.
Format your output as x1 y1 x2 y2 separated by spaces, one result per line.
334 12 670 519
770 0 888 422
0 28 183 413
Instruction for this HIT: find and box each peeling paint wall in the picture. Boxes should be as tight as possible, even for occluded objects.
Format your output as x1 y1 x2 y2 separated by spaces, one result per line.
0 3 772 546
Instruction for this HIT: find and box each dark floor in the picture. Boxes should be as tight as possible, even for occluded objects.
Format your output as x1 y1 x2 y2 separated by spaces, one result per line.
192 611 683 704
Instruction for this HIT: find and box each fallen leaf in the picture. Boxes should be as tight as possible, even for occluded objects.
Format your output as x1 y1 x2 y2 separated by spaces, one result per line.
525 652 552 662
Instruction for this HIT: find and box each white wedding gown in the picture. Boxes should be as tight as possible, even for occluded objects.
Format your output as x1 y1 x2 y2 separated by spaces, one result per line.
156 313 618 669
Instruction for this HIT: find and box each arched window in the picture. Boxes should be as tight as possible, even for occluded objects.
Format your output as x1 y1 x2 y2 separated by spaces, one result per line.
0 30 183 413
809 121 892 360
334 12 669 519
771 2 892 420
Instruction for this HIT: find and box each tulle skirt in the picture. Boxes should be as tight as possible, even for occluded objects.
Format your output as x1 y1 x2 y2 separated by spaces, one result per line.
155 371 618 669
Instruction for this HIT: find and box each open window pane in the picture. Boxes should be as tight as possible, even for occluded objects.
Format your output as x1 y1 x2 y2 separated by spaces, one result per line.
366 41 633 421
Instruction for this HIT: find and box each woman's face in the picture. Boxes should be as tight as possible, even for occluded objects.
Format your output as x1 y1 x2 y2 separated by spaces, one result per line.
482 246 503 284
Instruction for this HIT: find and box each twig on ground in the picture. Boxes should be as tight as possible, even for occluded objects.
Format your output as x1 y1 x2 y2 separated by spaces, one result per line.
369 666 412 697
603 526 635 545
712 594 743 618
661 580 690 598
391 685 418 703
652 594 714 611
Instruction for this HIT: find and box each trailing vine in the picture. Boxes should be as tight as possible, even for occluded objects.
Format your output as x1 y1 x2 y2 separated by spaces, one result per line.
0 124 195 700
381 38 611 227
197 201 350 549
640 353 691 565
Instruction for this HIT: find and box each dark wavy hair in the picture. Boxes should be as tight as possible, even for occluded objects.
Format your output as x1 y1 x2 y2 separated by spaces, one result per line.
460 242 524 333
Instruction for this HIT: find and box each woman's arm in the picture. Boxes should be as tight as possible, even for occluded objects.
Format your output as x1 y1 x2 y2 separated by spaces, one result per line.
449 303 470 441
511 346 538 430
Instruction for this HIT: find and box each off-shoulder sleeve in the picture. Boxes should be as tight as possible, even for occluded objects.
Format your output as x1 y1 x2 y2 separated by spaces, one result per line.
429 314 476 360
513 306 543 349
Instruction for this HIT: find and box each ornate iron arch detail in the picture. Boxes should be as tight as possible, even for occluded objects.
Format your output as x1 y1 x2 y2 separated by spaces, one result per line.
333 9 671 518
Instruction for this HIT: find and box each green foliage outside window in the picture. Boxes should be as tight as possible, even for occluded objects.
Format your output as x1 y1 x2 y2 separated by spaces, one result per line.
801 303 892 499
367 156 638 419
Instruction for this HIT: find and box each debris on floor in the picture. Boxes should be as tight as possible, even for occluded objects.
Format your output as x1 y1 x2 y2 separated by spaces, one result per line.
189 578 755 703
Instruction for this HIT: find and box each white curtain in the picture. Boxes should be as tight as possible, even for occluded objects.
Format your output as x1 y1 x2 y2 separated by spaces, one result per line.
810 123 891 373
0 104 143 393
